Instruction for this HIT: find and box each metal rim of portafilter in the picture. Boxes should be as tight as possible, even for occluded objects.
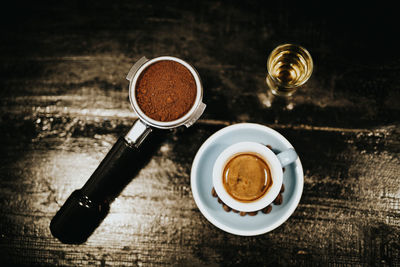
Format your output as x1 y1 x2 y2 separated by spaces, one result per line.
50 56 206 244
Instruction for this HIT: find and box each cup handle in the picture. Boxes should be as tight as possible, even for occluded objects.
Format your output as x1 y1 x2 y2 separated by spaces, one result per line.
276 148 298 167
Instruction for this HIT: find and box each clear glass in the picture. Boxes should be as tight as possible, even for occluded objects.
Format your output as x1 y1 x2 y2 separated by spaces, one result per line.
266 44 313 96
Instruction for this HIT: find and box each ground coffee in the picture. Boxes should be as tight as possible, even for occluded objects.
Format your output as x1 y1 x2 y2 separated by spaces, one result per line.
135 60 197 122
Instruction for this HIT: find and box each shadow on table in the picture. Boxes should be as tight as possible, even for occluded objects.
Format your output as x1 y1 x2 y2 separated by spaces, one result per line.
50 129 167 244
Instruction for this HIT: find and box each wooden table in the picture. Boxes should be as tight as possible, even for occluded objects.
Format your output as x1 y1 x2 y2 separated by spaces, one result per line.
1 1 399 266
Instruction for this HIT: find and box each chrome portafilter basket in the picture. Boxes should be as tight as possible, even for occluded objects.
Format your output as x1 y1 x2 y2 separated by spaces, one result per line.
125 56 206 146
50 56 206 244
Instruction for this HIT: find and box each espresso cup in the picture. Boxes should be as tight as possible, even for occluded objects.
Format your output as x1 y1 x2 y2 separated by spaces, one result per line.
212 142 298 212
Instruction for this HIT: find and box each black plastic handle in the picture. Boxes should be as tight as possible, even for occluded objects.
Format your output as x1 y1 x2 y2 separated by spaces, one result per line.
81 137 143 203
50 124 164 244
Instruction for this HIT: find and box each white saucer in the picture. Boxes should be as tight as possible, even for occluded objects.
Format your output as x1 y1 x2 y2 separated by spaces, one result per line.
190 123 304 236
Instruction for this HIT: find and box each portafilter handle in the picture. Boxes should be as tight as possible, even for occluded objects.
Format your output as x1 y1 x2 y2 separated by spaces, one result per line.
50 55 205 244
50 119 152 244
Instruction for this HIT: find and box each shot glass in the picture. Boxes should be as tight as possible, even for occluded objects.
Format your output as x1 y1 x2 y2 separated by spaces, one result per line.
266 44 313 97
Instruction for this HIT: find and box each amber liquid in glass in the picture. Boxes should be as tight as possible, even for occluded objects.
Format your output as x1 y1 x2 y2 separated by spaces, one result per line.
267 44 313 96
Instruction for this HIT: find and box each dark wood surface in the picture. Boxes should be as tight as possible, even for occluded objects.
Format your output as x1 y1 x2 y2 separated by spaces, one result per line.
1 1 399 266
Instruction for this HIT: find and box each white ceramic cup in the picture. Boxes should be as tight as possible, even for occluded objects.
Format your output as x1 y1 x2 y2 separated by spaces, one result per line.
212 141 298 212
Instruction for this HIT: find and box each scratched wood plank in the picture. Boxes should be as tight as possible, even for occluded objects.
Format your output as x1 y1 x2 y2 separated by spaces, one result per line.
0 1 399 266
0 119 399 266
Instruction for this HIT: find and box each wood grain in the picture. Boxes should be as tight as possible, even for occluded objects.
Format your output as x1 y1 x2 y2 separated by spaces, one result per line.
0 1 399 266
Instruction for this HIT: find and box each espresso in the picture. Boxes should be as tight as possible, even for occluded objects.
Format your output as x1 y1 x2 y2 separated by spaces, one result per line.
222 153 272 202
